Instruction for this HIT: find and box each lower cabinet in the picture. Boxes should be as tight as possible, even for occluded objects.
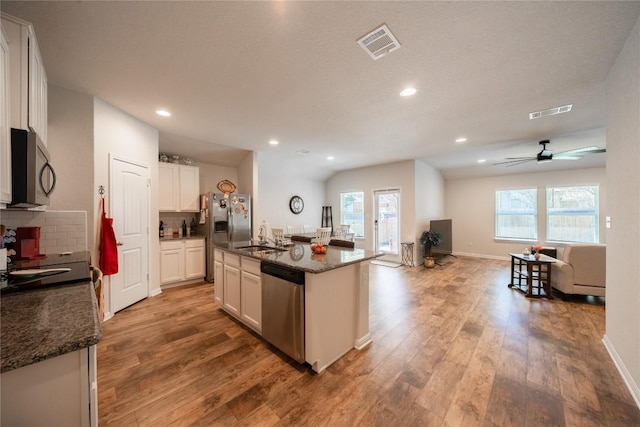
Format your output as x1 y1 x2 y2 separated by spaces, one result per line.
1 346 97 426
160 238 205 285
215 250 262 334
214 260 224 306
240 257 262 333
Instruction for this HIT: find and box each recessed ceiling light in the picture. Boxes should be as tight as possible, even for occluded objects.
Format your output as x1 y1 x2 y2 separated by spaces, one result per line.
269 139 279 146
529 104 572 120
477 159 487 164
400 87 417 97
455 137 468 144
156 109 171 117
327 156 335 160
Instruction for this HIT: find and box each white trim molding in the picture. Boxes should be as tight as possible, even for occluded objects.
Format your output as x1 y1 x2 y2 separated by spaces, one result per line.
603 334 640 409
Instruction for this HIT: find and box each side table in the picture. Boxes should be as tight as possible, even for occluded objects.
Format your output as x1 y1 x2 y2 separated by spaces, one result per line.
508 253 556 298
401 242 415 267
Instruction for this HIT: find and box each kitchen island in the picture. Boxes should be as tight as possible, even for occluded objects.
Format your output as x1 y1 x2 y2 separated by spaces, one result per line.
213 241 380 373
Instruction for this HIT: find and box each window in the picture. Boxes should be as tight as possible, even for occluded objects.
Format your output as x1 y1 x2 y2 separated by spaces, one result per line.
340 192 364 238
495 188 537 240
546 186 599 243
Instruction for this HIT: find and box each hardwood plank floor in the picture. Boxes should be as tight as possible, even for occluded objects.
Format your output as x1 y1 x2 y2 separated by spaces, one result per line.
97 257 640 426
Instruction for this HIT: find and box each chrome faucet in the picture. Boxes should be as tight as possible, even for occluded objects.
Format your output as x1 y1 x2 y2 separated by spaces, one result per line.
257 224 267 244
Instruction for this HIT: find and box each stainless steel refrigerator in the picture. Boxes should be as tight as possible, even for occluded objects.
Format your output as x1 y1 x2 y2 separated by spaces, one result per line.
200 192 252 281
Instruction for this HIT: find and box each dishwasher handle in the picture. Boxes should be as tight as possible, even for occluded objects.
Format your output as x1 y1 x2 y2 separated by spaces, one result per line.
260 262 305 285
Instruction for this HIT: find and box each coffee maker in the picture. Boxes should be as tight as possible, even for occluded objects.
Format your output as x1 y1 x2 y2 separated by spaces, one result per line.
14 227 43 260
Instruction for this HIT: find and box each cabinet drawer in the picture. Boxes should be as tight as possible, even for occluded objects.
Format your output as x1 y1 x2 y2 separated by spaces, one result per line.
224 252 241 268
242 257 261 276
186 238 204 248
160 240 183 251
214 249 224 262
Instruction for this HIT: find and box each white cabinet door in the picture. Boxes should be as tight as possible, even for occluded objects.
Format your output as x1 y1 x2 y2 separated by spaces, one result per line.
214 260 224 305
184 239 205 280
28 28 46 144
223 265 241 317
158 163 199 212
1 15 47 144
241 271 262 332
179 165 199 211
0 26 11 207
158 163 178 211
160 244 184 285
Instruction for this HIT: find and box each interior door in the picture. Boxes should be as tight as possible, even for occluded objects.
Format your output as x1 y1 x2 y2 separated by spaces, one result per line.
374 189 400 259
110 156 149 312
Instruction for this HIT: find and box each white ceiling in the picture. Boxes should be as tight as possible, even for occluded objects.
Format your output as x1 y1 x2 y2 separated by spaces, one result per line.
3 1 638 180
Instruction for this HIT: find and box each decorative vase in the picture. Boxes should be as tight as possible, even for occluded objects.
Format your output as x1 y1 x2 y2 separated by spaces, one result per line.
534 252 540 260
424 257 435 268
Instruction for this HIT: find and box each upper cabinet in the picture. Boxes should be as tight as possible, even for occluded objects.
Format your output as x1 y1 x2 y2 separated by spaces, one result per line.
159 163 200 212
1 13 48 145
0 25 11 207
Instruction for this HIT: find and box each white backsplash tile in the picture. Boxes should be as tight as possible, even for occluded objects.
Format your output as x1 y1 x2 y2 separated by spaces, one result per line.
1 210 88 255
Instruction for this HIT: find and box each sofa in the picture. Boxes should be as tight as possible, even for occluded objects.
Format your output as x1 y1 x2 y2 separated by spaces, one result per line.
550 243 606 297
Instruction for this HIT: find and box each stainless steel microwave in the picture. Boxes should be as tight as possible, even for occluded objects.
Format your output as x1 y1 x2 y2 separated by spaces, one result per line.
10 128 56 208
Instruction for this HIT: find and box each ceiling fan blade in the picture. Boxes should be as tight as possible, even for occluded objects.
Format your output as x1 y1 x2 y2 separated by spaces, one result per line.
493 158 535 166
556 146 606 156
553 155 583 160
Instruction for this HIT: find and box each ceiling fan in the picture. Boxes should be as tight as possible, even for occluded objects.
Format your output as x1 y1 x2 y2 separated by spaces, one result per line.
493 140 606 167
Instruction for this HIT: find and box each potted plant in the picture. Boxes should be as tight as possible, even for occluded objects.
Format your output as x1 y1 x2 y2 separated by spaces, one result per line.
419 230 442 268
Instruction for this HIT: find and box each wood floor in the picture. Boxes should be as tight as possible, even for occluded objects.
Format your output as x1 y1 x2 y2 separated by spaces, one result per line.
97 256 640 426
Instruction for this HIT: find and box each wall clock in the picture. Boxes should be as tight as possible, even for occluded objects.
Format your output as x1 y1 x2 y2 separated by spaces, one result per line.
289 195 304 214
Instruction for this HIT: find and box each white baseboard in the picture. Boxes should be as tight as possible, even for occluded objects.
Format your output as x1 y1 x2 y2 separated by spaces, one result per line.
150 287 163 297
355 333 372 350
452 251 511 261
103 311 113 321
602 334 640 409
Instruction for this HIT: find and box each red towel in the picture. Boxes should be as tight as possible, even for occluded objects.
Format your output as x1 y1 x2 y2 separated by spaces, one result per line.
99 198 119 276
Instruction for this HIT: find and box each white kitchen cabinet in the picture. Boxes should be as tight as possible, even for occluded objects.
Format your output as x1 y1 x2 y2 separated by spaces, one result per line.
0 25 11 208
158 162 200 212
158 162 179 211
1 345 97 427
240 256 262 333
179 165 200 211
223 264 241 317
1 13 48 145
160 238 205 285
185 239 205 279
160 240 184 284
214 249 224 305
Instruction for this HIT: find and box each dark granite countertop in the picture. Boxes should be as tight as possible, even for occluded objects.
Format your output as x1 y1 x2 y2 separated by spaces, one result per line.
1 269 102 373
159 234 206 242
214 241 382 273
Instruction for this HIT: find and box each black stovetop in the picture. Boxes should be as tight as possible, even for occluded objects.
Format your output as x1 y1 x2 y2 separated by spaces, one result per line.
1 251 92 293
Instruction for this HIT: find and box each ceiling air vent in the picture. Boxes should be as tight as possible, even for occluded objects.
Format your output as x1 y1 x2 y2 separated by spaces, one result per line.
529 104 573 120
357 24 401 60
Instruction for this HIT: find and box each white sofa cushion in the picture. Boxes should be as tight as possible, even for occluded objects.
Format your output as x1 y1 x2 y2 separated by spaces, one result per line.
550 243 606 296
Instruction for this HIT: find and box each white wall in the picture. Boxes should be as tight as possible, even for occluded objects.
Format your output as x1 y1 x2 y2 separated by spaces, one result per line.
257 162 325 233
415 159 445 239
445 167 606 259
93 98 160 316
47 85 95 248
604 14 640 407
196 162 238 196
325 160 441 254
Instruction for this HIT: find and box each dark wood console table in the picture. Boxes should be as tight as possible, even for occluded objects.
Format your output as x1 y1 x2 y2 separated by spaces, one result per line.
508 253 556 299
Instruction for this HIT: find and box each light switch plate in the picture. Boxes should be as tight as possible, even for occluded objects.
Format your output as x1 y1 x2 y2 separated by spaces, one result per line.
605 216 612 229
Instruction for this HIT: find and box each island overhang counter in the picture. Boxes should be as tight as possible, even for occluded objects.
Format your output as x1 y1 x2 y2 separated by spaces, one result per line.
213 241 381 372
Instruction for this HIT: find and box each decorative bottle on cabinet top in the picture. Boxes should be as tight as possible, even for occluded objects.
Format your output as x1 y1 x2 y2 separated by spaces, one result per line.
159 221 164 238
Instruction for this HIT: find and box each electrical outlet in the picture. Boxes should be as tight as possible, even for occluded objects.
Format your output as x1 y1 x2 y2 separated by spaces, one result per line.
606 216 612 229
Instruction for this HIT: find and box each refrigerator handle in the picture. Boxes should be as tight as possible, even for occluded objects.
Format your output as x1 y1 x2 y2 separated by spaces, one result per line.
227 207 233 242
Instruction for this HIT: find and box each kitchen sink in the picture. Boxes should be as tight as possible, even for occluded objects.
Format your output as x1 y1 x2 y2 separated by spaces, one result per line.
236 245 288 255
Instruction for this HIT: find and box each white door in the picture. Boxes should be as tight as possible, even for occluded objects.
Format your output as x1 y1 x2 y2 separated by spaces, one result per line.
110 156 149 312
374 189 400 260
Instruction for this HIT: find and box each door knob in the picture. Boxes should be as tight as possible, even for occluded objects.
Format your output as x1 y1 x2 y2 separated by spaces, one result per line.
116 242 124 246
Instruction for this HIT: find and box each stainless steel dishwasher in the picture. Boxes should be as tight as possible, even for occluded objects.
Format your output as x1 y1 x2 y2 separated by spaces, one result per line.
261 261 305 363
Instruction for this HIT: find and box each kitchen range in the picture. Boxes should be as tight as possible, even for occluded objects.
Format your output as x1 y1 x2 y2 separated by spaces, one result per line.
213 240 380 373
0 251 102 426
